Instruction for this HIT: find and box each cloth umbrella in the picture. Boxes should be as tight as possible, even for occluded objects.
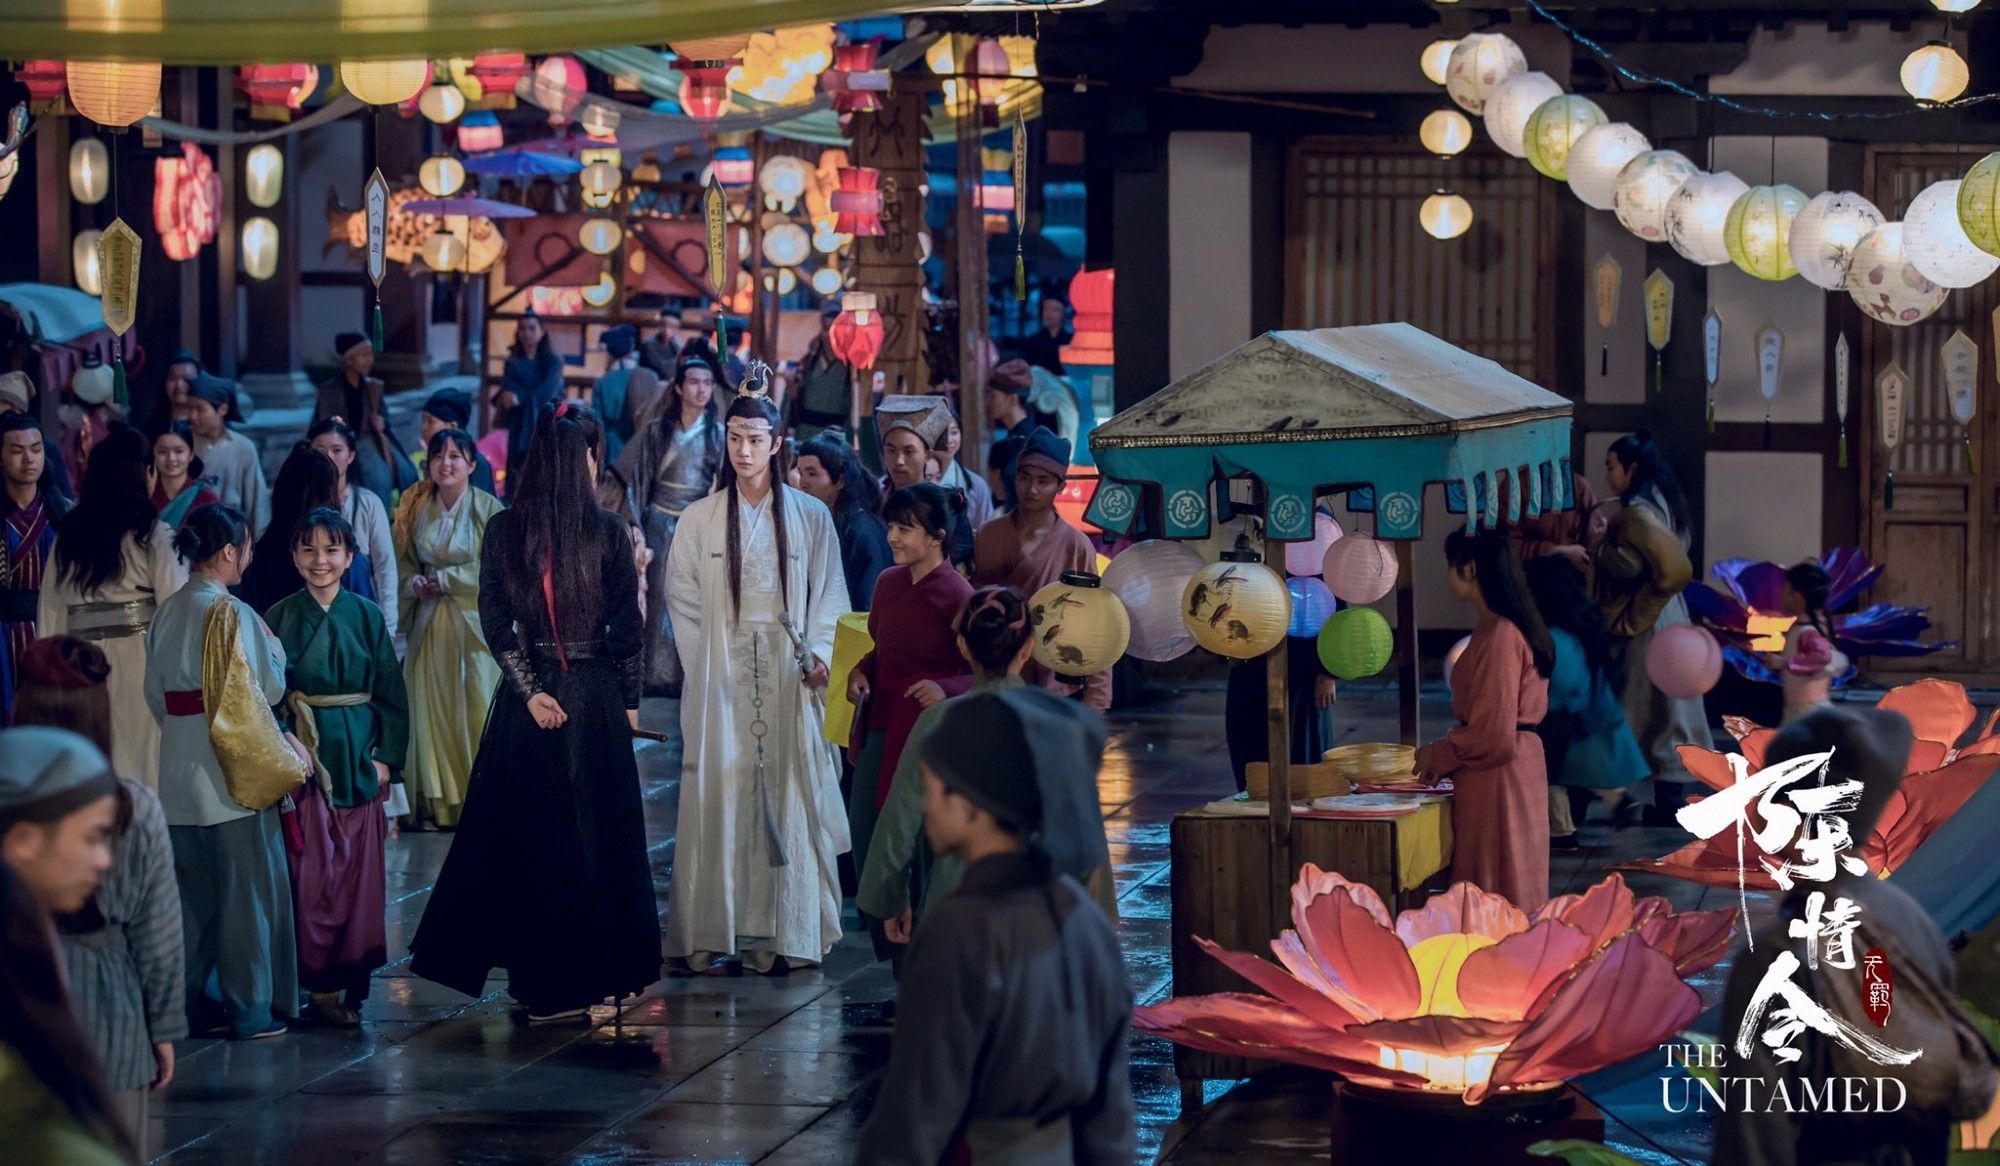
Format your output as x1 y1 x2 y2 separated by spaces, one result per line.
403 197 538 219
462 149 582 179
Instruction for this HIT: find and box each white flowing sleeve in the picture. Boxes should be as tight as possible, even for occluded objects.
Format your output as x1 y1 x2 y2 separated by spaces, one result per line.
362 493 398 637
36 539 66 634
665 498 706 655
804 500 847 664
150 522 188 605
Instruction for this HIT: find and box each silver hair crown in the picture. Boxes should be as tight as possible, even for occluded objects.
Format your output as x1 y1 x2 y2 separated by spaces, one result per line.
740 357 774 400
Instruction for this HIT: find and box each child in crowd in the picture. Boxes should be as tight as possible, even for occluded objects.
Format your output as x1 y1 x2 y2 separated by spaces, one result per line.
1764 560 1849 726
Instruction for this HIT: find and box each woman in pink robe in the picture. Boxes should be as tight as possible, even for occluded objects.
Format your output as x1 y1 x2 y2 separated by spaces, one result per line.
1415 529 1555 911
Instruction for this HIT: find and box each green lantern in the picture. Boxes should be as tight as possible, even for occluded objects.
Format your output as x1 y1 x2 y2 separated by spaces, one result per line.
1723 184 1808 281
1957 151 2000 259
1316 606 1394 680
1522 95 1605 183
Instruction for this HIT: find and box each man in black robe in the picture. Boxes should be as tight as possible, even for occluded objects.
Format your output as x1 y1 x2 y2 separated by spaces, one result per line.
857 688 1134 1165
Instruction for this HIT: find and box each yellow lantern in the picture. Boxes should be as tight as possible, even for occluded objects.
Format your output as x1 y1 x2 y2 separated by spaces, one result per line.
1522 94 1606 182
419 154 466 198
418 83 466 124
1957 152 2000 258
1901 41 1969 104
581 271 617 308
1182 557 1290 660
1745 611 1797 654
1723 183 1808 281
245 144 284 208
1420 192 1473 240
1418 110 1472 158
241 217 279 281
1030 573 1131 676
578 217 623 256
422 229 466 272
340 60 429 106
67 61 162 128
1419 39 1458 87
69 138 109 205
580 160 622 209
72 229 103 295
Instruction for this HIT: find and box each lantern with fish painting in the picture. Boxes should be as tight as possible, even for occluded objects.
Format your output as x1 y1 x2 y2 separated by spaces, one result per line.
1182 554 1290 660
1029 573 1131 676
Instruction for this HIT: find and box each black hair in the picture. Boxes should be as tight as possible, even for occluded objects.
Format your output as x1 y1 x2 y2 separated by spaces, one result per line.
663 355 726 445
172 502 250 566
797 435 881 518
955 585 1033 676
503 403 607 637
883 482 964 551
151 420 206 484
1785 560 1835 638
1444 528 1555 678
256 443 339 568
1607 429 1690 536
1523 554 1613 680
55 425 157 597
426 427 478 464
510 312 553 359
0 412 49 512
293 506 355 553
718 394 791 623
306 416 359 457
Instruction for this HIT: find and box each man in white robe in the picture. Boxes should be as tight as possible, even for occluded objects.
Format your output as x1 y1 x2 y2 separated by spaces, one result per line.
664 389 850 975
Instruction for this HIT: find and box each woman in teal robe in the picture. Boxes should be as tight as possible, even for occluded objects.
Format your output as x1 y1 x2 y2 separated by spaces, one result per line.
1524 555 1648 840
267 508 409 1027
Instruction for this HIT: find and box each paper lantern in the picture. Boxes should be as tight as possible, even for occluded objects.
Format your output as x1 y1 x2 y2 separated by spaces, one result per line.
710 147 754 191
972 38 1011 111
468 53 531 101
1904 180 1999 288
1848 224 1949 326
1933 0 1982 10
1612 149 1699 242
1666 171 1749 267
762 222 811 268
1322 532 1398 603
1645 624 1722 699
828 291 884 369
1523 95 1606 183
824 41 890 116
759 154 813 208
1062 266 1116 366
1723 183 1807 281
831 166 885 237
1420 192 1473 240
67 61 162 128
1419 109 1473 158
1959 153 2000 259
418 83 466 124
1443 634 1474 694
672 34 755 66
241 216 279 281
1789 191 1886 290
17 61 67 106
1183 557 1290 660
69 138 109 205
759 268 797 294
238 64 317 114
678 74 734 121
1444 32 1526 115
1286 576 1338 639
810 266 843 296
340 60 428 107
244 144 284 208
422 230 467 272
1482 72 1562 160
532 55 586 124
1317 606 1394 680
72 230 103 296
457 110 504 153
1901 41 1969 104
581 271 618 308
1419 39 1458 87
1283 511 1343 576
1102 540 1205 662
1566 123 1650 211
673 36 749 122
1029 573 1130 676
419 154 466 198
579 104 621 140
578 217 623 256
71 354 115 406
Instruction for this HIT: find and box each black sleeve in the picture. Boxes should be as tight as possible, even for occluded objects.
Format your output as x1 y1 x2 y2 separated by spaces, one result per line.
479 511 540 700
601 511 645 709
848 515 894 611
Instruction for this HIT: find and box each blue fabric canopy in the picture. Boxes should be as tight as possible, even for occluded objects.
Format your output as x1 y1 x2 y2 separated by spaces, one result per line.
1085 324 1574 542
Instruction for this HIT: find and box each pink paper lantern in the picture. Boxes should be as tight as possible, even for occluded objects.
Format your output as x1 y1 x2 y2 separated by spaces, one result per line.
1645 624 1723 700
1284 511 1343 577
1322 532 1398 604
1443 634 1473 695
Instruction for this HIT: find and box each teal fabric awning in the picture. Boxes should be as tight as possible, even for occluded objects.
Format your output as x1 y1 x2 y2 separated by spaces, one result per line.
1085 323 1575 543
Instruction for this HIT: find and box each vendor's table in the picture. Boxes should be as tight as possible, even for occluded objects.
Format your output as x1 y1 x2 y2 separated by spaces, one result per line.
1168 802 1454 1105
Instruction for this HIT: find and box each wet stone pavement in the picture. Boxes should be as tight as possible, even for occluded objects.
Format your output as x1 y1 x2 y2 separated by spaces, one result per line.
150 676 1744 1165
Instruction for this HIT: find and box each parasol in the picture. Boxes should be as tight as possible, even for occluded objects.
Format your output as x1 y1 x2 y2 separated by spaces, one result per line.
462 149 583 178
403 197 538 219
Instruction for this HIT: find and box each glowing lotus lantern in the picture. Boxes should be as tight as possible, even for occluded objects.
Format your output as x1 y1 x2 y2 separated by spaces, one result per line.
1284 511 1343 577
1645 623 1722 699
1322 532 1398 604
828 291 884 370
1666 171 1749 267
1565 123 1650 211
1847 224 1948 326
1480 72 1561 160
1724 183 1808 281
1183 556 1290 660
1286 576 1338 639
1444 32 1526 115
831 166 885 237
1522 95 1606 183
1904 180 1999 289
1611 149 1699 242
1029 572 1131 676
1102 540 1205 662
1135 868 1735 1099
1789 191 1886 290
1317 606 1392 679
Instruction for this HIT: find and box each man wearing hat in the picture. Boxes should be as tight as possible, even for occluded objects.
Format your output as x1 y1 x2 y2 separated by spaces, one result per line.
638 306 683 383
875 394 954 495
0 371 75 506
314 333 413 510
788 301 853 444
591 325 661 463
971 427 1109 711
0 726 121 916
857 688 1133 1164
2 413 70 722
186 374 267 536
411 389 495 496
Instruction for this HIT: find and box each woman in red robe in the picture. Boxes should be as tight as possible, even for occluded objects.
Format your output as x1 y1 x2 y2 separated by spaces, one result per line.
1415 528 1555 911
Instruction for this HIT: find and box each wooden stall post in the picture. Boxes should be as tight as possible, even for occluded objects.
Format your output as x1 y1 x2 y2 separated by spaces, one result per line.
1396 538 1420 747
1265 639 1294 922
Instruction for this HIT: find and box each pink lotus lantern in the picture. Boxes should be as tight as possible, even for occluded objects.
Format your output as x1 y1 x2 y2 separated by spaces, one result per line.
1645 624 1722 699
1323 532 1397 604
1136 866 1734 1101
1284 511 1343 577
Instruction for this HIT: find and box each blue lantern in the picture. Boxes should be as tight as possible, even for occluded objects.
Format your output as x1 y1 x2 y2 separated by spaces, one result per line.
1286 575 1337 639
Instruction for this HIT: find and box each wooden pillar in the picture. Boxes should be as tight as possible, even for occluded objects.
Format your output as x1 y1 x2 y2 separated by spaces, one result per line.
847 88 931 408
1265 640 1294 922
239 133 311 409
1396 539 1420 746
34 119 72 291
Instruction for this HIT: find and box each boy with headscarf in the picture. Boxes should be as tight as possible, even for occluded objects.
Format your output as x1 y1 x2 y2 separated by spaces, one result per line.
857 687 1133 1165
591 325 661 463
186 376 267 536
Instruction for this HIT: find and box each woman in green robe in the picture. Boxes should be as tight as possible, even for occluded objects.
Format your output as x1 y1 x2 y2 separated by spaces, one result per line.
267 508 409 1027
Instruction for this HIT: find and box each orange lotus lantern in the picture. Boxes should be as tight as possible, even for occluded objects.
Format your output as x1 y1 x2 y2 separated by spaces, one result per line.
828 290 884 370
830 166 884 237
153 142 222 261
1136 867 1734 1100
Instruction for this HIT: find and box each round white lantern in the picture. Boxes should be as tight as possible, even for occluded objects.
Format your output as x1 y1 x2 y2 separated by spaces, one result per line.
340 60 429 107
72 229 103 295
578 217 623 256
422 230 467 272
1666 171 1750 267
1029 573 1131 676
1612 149 1699 242
1523 94 1606 182
1445 32 1526 115
1183 557 1291 660
419 154 467 198
761 268 800 294
762 222 811 268
1931 0 1982 11
1481 71 1562 159
1723 184 1808 281
1420 192 1473 240
245 143 284 208
240 217 279 281
1789 191 1886 290
1102 540 1206 662
1847 223 1949 326
1322 532 1398 604
580 161 622 208
1901 41 1969 104
1419 39 1458 87
418 83 466 124
1904 180 1999 289
68 138 109 205
1566 123 1650 210
1419 109 1473 158
759 155 813 208
810 266 843 296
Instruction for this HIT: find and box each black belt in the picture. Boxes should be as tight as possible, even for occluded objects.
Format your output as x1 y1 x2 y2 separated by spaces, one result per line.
532 640 605 661
0 588 36 622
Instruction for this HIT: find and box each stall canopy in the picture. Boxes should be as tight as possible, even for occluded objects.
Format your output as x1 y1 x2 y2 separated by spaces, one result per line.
1085 323 1574 543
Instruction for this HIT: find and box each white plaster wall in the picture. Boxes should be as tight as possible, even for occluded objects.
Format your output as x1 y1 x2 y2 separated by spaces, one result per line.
1703 452 1824 574
1707 136 1828 425
1168 132 1254 383
1175 25 1573 93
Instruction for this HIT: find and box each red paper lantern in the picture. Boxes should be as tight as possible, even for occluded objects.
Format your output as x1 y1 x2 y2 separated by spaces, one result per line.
677 69 733 121
1061 267 1116 366
154 142 222 261
831 166 885 237
468 53 530 101
532 55 586 125
18 60 67 105
237 64 317 113
828 291 885 370
822 41 890 115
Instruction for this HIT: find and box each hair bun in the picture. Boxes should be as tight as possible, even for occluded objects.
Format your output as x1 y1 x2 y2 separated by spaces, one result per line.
19 636 110 689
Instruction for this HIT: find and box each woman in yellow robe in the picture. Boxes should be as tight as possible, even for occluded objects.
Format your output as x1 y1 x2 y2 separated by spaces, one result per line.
393 429 503 827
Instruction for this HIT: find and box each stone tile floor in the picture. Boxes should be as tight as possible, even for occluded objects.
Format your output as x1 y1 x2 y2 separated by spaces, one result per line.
150 675 1752 1165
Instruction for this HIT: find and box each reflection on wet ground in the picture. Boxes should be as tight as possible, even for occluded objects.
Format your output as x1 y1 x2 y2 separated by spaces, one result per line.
151 676 1735 1164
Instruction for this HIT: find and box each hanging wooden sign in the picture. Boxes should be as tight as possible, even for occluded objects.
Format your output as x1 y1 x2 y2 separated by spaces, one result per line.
1756 322 1784 448
1878 361 1909 509
1643 268 1672 394
1942 328 1978 473
1703 308 1722 430
98 218 141 337
1013 110 1028 301
1593 254 1621 377
1834 332 1851 468
364 169 388 287
702 176 727 297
